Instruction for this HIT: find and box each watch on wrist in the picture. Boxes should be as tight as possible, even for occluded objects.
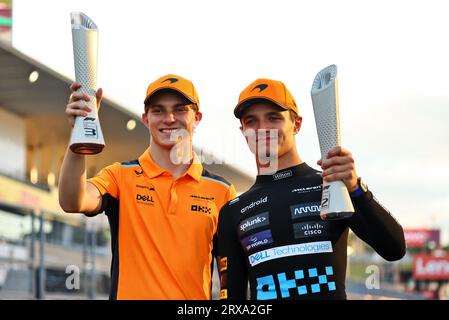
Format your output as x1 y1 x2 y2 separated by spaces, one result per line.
350 177 368 197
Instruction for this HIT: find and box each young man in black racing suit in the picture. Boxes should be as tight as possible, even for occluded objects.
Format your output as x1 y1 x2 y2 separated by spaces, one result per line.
217 78 406 300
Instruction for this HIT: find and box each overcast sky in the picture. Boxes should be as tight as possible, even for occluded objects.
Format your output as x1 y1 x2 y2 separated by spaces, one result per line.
11 0 449 244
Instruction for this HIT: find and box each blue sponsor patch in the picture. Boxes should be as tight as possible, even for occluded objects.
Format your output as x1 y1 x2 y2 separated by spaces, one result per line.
241 229 273 252
256 265 336 300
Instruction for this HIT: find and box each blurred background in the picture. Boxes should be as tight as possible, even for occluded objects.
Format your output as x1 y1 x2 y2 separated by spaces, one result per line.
0 0 448 300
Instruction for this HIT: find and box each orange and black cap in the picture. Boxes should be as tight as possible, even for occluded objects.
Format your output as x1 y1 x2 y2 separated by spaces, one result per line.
144 74 200 110
234 78 300 119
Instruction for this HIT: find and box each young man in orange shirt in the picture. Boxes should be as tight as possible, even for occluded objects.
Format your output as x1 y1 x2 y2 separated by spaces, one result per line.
59 75 236 299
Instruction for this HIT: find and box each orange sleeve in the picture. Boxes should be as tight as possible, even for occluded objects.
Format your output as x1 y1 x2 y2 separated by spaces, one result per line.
87 162 121 199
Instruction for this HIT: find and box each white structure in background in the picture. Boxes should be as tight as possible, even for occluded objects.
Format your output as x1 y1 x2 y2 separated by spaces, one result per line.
0 108 26 180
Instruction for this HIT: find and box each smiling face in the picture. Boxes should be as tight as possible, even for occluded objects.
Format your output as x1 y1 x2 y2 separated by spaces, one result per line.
239 100 301 161
142 89 202 150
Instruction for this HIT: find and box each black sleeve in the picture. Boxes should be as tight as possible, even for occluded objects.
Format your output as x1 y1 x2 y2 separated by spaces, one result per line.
347 191 406 261
217 205 248 300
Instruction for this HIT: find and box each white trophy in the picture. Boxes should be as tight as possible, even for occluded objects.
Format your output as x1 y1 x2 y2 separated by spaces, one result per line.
69 12 105 154
311 64 354 220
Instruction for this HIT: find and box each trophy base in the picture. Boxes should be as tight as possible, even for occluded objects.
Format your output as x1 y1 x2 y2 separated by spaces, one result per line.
70 143 104 155
320 211 354 220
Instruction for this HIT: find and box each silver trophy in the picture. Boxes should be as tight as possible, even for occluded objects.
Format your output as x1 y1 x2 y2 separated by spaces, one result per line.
69 12 105 154
311 65 354 220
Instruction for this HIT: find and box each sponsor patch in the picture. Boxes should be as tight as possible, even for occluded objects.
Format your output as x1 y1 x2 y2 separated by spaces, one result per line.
248 241 333 267
219 257 228 272
293 221 328 239
238 212 270 235
240 196 268 214
191 204 211 214
135 184 155 191
291 185 322 194
290 202 321 219
256 265 336 299
220 289 228 299
136 194 155 206
190 194 215 201
273 170 293 181
241 229 273 252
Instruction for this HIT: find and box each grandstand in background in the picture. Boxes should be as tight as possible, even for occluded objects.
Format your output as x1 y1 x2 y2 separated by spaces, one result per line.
0 13 253 298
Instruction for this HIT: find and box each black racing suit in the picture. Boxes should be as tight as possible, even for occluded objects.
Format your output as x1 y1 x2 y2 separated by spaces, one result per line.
217 163 406 300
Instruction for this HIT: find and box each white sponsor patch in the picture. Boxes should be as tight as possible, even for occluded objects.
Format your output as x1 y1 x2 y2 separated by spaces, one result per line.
240 196 268 214
248 241 333 266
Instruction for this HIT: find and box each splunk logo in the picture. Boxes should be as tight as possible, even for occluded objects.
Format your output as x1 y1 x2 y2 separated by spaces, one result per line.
248 241 333 266
290 202 321 219
240 196 268 214
239 212 270 235
256 266 336 300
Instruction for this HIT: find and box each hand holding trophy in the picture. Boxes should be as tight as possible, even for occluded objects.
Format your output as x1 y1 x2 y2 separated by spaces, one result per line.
69 12 105 154
311 65 354 220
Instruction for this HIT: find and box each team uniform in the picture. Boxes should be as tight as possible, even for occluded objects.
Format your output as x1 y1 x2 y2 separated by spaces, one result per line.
88 148 236 299
218 163 405 300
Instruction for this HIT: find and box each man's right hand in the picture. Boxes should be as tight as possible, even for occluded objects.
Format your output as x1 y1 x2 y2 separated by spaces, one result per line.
66 82 103 128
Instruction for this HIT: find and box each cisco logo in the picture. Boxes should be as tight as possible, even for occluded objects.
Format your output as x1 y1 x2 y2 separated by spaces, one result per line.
293 222 328 239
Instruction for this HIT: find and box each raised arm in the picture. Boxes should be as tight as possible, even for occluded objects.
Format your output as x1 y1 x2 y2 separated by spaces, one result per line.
319 146 405 261
58 82 103 214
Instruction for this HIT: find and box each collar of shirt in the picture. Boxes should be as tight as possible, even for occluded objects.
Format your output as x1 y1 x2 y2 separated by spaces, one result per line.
254 162 315 184
138 148 203 182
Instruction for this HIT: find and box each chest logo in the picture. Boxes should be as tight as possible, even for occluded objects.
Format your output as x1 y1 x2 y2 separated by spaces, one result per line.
191 205 211 214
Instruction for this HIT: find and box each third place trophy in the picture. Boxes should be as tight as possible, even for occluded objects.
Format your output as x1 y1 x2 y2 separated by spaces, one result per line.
69 12 105 154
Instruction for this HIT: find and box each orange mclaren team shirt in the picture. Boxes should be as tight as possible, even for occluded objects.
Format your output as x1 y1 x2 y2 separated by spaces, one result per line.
87 148 236 300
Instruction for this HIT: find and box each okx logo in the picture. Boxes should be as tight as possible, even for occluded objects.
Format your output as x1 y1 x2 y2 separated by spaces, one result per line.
256 266 336 300
191 205 211 214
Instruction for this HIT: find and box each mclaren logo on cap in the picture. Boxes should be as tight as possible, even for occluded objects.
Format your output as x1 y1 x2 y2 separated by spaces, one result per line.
251 84 268 93
162 78 178 84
